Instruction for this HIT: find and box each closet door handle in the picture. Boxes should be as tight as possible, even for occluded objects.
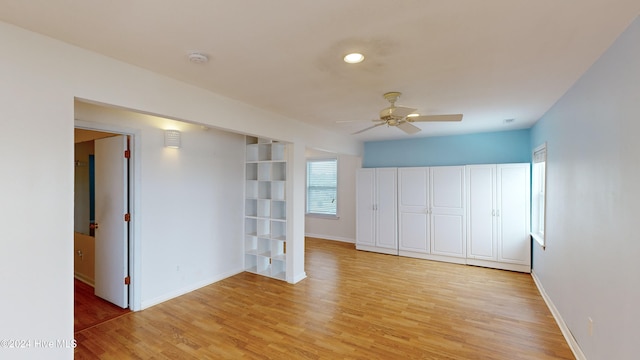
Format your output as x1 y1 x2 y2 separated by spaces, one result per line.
492 210 495 216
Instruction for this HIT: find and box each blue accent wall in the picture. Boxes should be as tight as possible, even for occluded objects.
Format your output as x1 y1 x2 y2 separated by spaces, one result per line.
363 129 531 167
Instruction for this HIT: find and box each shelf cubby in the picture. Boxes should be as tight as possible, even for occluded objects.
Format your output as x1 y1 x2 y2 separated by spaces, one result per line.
256 255 270 275
258 162 272 181
244 218 257 236
246 163 258 180
257 219 270 237
257 199 270 218
246 144 259 162
271 240 286 261
271 143 286 161
245 254 257 273
271 220 286 241
271 200 286 220
271 162 286 181
271 181 285 201
246 181 258 199
258 181 272 199
245 199 258 217
258 144 271 161
257 237 271 257
271 260 286 280
245 235 258 254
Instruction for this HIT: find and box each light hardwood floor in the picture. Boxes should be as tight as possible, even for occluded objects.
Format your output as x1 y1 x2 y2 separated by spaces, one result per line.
74 238 574 359
75 279 130 333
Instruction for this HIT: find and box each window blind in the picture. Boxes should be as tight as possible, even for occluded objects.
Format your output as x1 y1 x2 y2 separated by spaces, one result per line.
306 159 337 215
533 146 546 163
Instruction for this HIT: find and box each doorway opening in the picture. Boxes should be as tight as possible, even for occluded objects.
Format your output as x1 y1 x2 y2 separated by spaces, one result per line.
74 127 133 332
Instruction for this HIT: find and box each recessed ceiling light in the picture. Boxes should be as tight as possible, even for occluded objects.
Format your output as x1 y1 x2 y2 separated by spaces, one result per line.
343 52 364 64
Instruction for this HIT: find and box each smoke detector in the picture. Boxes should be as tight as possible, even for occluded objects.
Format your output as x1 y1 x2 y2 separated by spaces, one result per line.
188 52 209 64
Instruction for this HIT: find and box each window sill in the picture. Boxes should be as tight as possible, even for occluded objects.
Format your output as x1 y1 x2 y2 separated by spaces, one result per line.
306 213 339 220
531 232 546 250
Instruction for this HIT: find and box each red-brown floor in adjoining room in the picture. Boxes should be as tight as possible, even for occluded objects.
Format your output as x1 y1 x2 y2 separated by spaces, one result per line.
74 279 130 333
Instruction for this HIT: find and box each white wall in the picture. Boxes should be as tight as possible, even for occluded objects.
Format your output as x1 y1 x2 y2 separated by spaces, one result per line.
530 17 640 360
0 20 360 360
305 150 361 243
75 102 245 307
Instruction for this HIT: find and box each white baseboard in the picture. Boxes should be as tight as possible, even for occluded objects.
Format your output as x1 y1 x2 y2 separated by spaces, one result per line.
74 273 94 286
305 233 355 243
289 271 307 284
531 270 586 360
140 267 244 310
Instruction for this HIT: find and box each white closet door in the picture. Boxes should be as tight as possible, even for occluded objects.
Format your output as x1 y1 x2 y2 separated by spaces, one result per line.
356 169 376 247
466 165 497 260
398 167 430 253
497 164 531 265
375 168 398 252
430 166 466 258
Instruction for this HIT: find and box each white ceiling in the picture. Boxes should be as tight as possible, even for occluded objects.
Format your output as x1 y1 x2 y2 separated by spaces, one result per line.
1 1 638 141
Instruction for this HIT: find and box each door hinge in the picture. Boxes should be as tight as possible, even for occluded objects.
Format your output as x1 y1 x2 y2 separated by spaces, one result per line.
124 150 131 159
124 213 131 222
124 276 130 285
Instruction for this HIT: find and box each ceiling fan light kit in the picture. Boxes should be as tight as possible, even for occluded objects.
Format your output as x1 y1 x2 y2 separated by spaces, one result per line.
352 92 463 135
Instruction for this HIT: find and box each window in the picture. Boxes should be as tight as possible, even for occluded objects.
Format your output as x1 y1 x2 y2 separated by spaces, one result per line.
306 159 338 217
531 143 546 248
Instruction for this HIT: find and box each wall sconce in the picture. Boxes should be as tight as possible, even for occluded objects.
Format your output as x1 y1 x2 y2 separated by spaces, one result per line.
164 130 181 148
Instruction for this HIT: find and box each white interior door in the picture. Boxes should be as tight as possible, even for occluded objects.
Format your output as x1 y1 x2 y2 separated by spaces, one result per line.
94 135 129 308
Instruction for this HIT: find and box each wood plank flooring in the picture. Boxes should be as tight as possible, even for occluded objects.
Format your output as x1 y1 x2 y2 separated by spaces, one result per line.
74 238 574 359
74 279 130 333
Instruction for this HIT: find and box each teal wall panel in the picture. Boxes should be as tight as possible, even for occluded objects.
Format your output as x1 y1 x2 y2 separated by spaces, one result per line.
363 129 531 167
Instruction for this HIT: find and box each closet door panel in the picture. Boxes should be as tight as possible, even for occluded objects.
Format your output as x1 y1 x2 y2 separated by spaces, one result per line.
430 166 466 258
466 165 497 260
399 212 429 252
431 214 465 257
497 165 530 264
431 166 464 209
356 169 376 247
375 168 398 251
398 168 429 253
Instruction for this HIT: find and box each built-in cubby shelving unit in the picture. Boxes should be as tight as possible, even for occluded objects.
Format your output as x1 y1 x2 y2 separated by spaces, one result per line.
244 136 287 281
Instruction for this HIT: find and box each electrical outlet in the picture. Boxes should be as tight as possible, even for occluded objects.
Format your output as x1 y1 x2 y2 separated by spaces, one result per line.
588 317 594 336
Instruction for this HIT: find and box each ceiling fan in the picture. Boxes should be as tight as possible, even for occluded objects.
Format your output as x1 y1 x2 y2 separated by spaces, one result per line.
352 92 463 135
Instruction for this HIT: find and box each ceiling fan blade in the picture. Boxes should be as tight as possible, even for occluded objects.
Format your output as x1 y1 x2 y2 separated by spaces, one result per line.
389 106 418 118
352 122 385 135
397 121 421 135
408 114 463 122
